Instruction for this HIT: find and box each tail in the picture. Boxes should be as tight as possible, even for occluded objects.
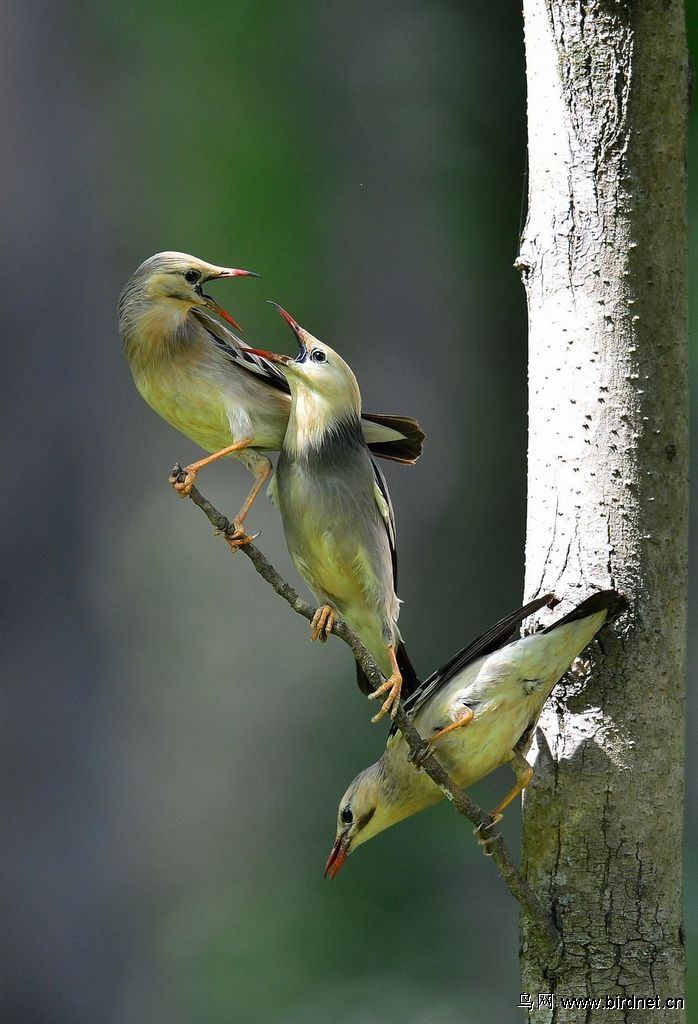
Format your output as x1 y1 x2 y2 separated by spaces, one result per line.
396 642 421 697
362 413 426 464
355 641 422 699
542 589 628 634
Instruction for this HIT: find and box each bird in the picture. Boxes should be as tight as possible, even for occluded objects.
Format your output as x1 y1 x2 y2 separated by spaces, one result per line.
245 304 421 722
324 589 627 877
118 252 424 545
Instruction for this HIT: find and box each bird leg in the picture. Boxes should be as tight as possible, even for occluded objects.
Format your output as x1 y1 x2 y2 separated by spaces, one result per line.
428 706 475 747
475 747 534 855
368 645 403 723
408 706 474 767
170 437 254 497
223 455 272 550
492 746 535 819
310 605 335 642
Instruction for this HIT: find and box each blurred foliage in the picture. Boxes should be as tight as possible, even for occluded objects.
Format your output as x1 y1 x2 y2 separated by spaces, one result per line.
1 1 695 1021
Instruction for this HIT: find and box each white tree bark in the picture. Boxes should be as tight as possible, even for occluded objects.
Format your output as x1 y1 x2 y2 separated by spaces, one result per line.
518 2 688 1020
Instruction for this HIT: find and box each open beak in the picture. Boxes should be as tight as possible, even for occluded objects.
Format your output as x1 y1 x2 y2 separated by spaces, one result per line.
244 346 293 365
203 267 259 332
268 301 308 361
323 830 351 879
245 302 309 365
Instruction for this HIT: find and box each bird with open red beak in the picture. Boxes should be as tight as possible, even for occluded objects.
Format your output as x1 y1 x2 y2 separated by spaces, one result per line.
325 590 627 876
246 304 421 721
119 254 425 546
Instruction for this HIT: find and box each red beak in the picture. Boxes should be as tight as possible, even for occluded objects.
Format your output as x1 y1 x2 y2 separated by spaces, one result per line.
206 268 259 331
323 832 350 879
208 300 244 331
267 301 303 337
261 302 308 361
216 268 259 279
245 346 292 364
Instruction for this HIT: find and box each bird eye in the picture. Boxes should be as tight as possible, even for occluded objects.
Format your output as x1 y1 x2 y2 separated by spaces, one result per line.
340 806 353 825
310 349 327 363
183 269 201 285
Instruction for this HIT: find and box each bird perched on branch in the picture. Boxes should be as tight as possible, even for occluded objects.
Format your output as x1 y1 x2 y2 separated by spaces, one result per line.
246 305 420 721
324 589 627 877
118 252 424 545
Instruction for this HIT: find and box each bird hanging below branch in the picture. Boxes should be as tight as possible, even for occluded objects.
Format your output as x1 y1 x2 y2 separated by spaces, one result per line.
324 590 628 877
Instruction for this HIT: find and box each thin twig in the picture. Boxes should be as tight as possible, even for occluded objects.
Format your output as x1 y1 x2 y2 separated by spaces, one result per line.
172 464 561 952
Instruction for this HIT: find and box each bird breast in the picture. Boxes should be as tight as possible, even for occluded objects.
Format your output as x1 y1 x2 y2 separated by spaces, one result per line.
274 447 400 670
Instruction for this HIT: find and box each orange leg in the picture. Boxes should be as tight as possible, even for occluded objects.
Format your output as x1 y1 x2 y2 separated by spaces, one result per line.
476 748 533 855
170 437 254 498
223 456 272 550
410 706 475 767
429 706 475 746
490 762 534 820
310 605 335 643
368 645 403 723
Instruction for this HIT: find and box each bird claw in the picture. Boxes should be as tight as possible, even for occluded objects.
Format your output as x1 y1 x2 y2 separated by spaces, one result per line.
216 520 258 552
169 463 197 497
310 605 335 642
408 740 434 768
474 813 503 856
368 673 402 723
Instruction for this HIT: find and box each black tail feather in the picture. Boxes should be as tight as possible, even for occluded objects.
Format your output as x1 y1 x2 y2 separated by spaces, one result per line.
355 641 421 699
355 662 373 697
395 641 421 699
541 590 628 634
362 413 425 464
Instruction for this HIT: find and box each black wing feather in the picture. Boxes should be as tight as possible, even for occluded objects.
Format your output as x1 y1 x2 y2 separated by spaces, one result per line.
192 310 425 464
390 594 555 735
192 309 291 393
371 458 397 587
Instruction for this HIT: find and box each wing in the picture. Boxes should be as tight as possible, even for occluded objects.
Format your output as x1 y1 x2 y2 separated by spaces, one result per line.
390 593 555 735
194 310 425 465
371 458 397 588
191 309 291 393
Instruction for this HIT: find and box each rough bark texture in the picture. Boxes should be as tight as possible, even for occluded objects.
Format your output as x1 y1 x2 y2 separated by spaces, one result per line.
518 2 688 1020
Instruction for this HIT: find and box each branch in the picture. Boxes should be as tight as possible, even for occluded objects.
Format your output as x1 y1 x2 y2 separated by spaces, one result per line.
171 463 561 953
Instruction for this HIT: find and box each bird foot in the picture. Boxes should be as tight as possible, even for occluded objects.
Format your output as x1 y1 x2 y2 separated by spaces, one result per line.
310 605 335 642
474 813 503 856
169 464 198 497
368 672 403 723
221 520 258 552
408 739 434 768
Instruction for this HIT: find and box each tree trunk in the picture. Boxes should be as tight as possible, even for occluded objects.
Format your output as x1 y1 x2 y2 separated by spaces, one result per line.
517 2 688 1020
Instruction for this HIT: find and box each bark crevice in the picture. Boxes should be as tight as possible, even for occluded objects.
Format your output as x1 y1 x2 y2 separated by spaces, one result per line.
519 1 687 1018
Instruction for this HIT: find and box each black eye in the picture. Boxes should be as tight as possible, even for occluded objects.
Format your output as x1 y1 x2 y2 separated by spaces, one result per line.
340 806 353 825
310 349 327 363
183 269 201 285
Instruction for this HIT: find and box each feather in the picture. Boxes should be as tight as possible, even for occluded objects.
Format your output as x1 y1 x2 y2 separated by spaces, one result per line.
362 413 425 464
393 594 555 731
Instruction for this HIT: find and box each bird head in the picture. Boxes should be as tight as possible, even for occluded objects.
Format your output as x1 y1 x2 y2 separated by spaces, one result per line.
324 762 395 878
245 303 358 411
118 251 258 334
243 299 364 444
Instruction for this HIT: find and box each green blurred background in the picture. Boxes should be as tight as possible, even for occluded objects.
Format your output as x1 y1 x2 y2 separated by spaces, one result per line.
2 3 695 1021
